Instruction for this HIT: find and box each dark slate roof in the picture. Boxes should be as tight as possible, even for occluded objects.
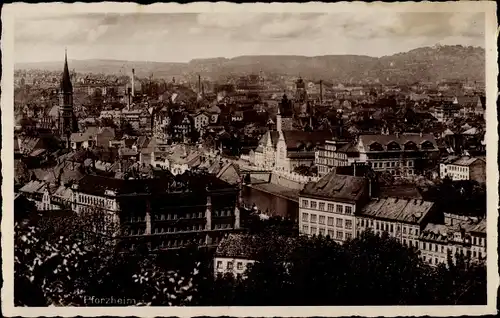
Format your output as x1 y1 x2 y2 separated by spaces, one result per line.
287 151 315 159
359 197 433 224
283 131 332 151
358 133 437 152
301 172 368 203
75 172 235 197
337 142 359 156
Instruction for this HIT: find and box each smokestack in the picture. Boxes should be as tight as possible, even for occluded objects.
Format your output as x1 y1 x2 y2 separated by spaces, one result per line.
198 74 201 96
127 87 132 110
202 83 205 99
131 68 135 97
320 80 323 104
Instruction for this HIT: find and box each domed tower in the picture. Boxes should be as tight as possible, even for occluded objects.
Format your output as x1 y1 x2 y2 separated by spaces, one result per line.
58 50 76 144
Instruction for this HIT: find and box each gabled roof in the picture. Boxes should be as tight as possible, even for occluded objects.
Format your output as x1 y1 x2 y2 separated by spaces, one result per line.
18 137 42 153
301 172 368 204
463 127 479 135
257 131 280 150
20 180 46 194
442 128 455 136
48 105 59 117
447 156 485 167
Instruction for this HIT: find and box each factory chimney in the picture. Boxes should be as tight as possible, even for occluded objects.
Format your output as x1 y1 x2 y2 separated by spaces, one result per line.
319 80 323 104
198 74 201 96
131 68 135 97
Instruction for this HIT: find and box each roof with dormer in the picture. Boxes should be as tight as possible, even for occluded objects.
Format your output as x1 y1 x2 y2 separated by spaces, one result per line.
358 133 437 152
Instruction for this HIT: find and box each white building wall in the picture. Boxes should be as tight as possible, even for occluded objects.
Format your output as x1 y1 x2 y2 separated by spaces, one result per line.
299 197 356 244
440 163 470 180
214 257 255 277
355 217 420 249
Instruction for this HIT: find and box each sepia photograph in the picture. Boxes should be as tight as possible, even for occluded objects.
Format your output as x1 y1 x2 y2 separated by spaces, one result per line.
2 2 498 316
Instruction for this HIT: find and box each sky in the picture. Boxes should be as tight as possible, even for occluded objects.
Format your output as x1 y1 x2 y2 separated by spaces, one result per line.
14 11 485 63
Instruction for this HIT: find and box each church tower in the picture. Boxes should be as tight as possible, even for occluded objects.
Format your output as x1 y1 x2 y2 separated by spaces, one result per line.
58 50 76 142
277 94 294 132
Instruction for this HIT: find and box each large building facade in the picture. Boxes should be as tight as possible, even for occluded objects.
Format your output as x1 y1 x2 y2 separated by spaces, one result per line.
356 133 439 177
439 156 486 183
298 172 486 266
71 173 245 251
299 173 370 244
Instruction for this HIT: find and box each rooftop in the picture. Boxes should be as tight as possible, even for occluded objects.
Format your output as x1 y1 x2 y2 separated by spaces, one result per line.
359 197 433 224
301 172 368 203
19 180 46 194
358 133 438 152
447 156 485 167
75 172 235 197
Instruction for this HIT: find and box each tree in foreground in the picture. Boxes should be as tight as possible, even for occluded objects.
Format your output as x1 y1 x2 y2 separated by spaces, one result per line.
199 230 486 306
14 208 201 306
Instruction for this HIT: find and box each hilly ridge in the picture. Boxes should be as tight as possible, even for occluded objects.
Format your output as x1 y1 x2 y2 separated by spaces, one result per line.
15 45 485 84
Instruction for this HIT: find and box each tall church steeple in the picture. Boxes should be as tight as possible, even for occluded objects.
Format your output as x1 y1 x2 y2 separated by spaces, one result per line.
61 49 73 93
59 49 76 143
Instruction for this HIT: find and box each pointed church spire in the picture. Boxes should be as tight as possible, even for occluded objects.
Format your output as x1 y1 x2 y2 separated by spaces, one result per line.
61 48 72 92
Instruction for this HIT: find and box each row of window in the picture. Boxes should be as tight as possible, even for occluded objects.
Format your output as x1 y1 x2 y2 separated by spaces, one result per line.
133 237 205 249
443 173 469 181
216 261 245 270
301 200 353 215
302 225 353 240
369 141 434 151
421 241 485 258
127 209 232 223
315 157 347 167
152 212 204 221
422 255 446 265
447 165 468 173
353 229 486 261
125 222 234 235
472 236 486 247
371 160 413 168
78 194 110 208
358 219 419 236
302 213 353 229
130 236 223 249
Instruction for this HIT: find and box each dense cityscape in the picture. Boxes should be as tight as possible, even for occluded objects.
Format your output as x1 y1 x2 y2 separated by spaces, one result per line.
14 42 487 306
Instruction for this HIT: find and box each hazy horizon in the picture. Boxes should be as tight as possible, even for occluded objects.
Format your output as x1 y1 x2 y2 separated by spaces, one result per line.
14 44 486 66
15 10 485 64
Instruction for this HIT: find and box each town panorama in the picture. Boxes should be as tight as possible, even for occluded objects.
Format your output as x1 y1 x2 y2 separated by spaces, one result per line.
12 9 488 308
